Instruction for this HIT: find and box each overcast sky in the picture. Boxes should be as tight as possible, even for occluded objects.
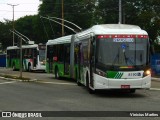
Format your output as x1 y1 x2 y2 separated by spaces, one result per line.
0 0 41 21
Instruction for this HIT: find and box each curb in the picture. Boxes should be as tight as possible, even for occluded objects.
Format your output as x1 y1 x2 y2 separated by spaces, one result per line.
0 76 19 81
0 76 37 82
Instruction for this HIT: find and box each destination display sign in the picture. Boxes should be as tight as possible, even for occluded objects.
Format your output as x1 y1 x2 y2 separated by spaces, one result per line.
113 38 134 42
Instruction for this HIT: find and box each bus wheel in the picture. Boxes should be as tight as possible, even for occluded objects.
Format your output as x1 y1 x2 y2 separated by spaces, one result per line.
86 73 95 94
55 67 59 79
28 64 31 72
130 89 136 93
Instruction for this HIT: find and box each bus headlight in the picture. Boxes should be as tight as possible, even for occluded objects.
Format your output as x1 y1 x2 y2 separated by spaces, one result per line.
96 70 106 77
144 69 151 76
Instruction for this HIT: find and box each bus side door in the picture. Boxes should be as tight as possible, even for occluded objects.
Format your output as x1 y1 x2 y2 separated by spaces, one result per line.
64 44 70 75
89 36 95 88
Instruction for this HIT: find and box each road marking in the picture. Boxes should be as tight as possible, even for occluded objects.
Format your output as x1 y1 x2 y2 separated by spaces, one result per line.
0 81 17 85
150 88 160 91
36 81 76 86
19 79 38 82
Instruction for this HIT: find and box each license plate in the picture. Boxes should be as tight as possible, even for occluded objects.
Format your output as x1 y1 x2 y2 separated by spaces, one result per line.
121 85 130 89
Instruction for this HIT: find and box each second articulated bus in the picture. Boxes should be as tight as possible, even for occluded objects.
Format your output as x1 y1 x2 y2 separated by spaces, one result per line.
46 35 72 77
46 24 151 93
7 44 46 72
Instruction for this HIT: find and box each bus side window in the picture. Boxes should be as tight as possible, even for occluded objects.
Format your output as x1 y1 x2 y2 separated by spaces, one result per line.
53 45 57 61
66 45 70 63
28 48 32 58
52 46 57 62
82 40 89 64
80 43 83 65
58 44 64 62
13 50 16 58
74 44 79 64
33 48 37 58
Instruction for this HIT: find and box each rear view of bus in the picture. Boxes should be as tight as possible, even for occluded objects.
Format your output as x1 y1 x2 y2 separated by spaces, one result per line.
6 44 46 72
94 24 151 93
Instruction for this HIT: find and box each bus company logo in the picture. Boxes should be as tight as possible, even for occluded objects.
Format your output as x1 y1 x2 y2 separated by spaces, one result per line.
128 72 141 76
2 112 11 117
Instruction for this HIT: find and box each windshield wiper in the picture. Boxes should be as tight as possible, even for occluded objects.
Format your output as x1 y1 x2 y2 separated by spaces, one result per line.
111 48 120 68
123 50 134 65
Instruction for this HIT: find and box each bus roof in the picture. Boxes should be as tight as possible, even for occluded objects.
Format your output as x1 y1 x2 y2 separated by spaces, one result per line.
7 44 38 50
75 24 148 38
47 35 72 45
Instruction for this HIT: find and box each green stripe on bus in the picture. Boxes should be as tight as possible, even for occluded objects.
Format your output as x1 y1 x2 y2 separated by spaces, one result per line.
107 71 123 79
107 71 118 78
118 72 123 79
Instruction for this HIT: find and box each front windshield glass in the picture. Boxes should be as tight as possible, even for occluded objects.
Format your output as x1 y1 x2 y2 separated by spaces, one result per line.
96 37 149 66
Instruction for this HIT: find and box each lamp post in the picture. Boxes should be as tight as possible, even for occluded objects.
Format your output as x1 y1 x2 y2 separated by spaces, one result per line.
19 37 22 78
7 4 19 46
119 0 122 24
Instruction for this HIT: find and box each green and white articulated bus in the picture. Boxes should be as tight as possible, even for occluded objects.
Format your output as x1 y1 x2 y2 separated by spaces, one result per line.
46 24 151 93
7 44 46 72
46 35 72 77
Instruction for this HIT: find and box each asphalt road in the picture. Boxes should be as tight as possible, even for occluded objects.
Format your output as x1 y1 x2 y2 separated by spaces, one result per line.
0 68 160 120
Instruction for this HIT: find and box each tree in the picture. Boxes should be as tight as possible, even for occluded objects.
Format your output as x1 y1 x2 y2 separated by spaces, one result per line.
97 0 160 41
16 15 49 44
0 20 12 50
124 0 160 41
96 0 119 24
0 0 160 51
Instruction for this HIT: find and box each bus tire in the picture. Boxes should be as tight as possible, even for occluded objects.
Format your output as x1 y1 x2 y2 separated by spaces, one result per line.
28 64 31 72
130 89 136 93
86 73 95 94
55 67 59 79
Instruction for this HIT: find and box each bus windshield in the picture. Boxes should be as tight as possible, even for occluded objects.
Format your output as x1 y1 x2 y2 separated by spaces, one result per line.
96 37 149 67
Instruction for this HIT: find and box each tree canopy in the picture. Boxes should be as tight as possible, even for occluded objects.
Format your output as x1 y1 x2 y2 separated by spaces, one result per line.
0 0 160 51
